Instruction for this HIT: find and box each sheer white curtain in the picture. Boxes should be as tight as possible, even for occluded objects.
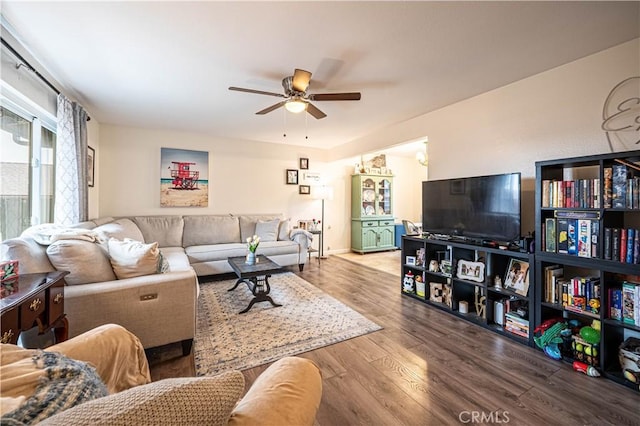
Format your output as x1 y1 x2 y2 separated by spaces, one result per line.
55 94 88 225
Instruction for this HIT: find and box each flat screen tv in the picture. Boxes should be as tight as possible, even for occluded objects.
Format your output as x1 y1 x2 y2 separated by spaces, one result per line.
422 173 521 243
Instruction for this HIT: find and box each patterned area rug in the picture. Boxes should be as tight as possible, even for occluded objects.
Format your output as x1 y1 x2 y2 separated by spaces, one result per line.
194 272 382 376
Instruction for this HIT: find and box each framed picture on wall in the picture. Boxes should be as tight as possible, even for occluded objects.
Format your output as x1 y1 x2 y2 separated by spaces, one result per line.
87 146 95 187
299 185 310 194
300 158 309 169
286 169 298 185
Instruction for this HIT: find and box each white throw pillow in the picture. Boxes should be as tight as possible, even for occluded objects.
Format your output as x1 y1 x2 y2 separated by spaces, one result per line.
278 218 291 241
108 238 160 279
255 219 280 242
46 240 116 285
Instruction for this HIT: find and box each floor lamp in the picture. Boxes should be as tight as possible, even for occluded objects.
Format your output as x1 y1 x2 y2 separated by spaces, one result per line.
313 185 333 259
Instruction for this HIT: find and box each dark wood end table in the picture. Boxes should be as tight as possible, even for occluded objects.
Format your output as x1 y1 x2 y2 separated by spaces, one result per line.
227 255 284 314
1 271 69 346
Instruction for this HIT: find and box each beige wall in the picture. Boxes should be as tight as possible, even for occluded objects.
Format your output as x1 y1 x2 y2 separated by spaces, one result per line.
96 39 639 253
97 124 423 253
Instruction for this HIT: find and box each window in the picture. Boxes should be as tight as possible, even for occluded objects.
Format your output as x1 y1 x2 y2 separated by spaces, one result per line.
0 106 56 240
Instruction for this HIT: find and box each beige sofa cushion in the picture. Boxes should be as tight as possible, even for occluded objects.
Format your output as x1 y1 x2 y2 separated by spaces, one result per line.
40 372 245 426
133 216 184 248
239 215 282 242
254 219 280 242
107 239 161 279
46 240 116 285
0 236 55 274
94 219 144 242
183 215 240 246
229 357 322 426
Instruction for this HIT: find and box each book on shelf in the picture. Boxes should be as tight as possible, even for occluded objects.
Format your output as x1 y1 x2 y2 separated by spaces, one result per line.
562 276 600 315
604 227 612 260
545 218 556 252
612 164 627 208
620 229 628 263
603 167 612 208
577 219 591 258
543 265 563 304
557 218 569 254
622 281 639 325
590 220 599 258
541 178 601 208
612 228 621 261
603 227 640 264
627 229 635 264
609 288 623 321
567 220 577 255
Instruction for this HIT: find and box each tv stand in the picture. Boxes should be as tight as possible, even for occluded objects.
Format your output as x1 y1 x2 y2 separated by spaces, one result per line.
401 235 534 347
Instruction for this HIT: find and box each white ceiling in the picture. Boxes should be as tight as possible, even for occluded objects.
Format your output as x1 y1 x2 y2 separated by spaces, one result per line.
2 1 639 152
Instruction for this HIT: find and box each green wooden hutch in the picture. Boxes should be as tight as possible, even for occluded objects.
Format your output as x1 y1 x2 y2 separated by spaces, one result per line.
351 173 396 253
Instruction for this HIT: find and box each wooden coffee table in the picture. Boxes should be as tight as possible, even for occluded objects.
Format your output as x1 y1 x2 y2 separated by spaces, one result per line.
227 255 284 314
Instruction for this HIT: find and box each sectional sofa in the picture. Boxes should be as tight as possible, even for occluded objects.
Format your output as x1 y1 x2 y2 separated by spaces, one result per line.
0 214 312 353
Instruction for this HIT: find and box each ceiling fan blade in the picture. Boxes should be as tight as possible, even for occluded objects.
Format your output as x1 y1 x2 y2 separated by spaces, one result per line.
306 102 327 119
256 101 286 115
309 92 361 101
229 87 285 98
292 69 312 93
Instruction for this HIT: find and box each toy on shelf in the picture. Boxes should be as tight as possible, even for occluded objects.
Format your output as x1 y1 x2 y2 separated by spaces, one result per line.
573 361 601 377
403 271 415 293
534 319 567 360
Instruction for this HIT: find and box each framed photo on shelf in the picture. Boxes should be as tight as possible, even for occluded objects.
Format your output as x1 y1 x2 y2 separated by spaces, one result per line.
503 258 530 296
406 256 416 266
456 259 485 283
87 146 95 187
299 185 310 195
299 158 309 170
286 169 298 185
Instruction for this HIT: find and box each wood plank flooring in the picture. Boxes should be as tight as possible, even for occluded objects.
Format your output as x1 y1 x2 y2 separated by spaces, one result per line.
149 253 640 426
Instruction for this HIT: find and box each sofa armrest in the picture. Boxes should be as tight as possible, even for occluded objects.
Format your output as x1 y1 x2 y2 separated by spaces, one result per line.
63 270 199 348
229 357 322 426
47 324 151 394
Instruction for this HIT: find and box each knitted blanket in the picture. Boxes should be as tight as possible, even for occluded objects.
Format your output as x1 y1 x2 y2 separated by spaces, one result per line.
1 351 108 425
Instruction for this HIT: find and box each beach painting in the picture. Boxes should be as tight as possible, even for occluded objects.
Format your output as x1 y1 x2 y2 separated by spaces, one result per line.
160 148 209 207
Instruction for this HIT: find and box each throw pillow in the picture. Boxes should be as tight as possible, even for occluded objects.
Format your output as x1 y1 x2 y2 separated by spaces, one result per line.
107 238 160 280
278 218 291 241
1 350 108 425
46 240 116 285
94 219 145 243
254 219 280 242
39 372 245 426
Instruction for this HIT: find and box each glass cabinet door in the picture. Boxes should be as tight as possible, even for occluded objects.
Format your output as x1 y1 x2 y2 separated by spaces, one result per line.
377 178 392 216
361 178 376 216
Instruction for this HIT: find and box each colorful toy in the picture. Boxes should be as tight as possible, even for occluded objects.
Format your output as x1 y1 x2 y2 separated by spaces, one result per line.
403 271 415 293
579 326 601 345
573 361 600 377
534 320 567 360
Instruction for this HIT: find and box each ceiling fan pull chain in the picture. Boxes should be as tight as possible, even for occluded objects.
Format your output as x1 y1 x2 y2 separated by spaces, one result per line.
305 111 309 140
283 107 287 138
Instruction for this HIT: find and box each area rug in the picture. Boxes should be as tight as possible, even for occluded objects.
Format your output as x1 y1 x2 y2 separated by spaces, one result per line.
194 272 382 376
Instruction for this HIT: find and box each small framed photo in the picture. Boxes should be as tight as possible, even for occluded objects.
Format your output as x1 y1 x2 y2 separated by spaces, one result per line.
299 158 309 170
503 258 530 296
456 259 485 283
299 185 310 195
286 169 298 185
406 256 416 266
87 146 95 187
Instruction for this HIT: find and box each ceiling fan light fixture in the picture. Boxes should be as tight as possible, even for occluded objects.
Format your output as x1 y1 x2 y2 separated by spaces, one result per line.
285 98 307 113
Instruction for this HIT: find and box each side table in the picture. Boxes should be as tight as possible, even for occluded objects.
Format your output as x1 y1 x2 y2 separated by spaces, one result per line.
1 271 69 347
308 229 322 264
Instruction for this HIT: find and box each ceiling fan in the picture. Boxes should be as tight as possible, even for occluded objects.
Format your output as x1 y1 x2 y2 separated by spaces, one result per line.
229 68 361 119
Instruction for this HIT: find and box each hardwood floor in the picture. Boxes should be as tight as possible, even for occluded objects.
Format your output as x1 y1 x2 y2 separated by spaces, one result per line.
149 253 640 426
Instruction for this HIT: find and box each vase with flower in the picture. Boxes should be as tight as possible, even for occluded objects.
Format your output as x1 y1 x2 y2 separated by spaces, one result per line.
246 235 260 265
311 218 321 231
